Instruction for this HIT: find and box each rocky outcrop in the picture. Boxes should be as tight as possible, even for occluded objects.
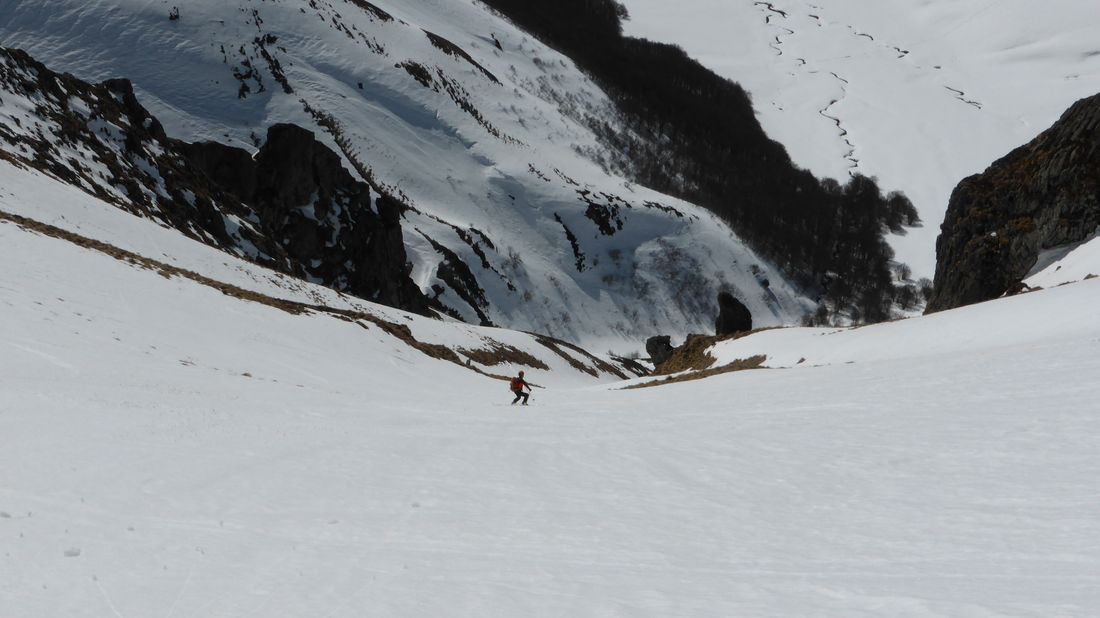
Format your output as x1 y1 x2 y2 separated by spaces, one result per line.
0 47 430 315
0 48 248 247
645 335 674 365
650 333 719 376
715 292 752 336
927 92 1100 312
184 125 429 314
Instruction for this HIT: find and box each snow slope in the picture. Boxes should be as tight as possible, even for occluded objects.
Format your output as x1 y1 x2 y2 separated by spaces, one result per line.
0 0 812 349
0 160 636 387
4 162 1100 615
1025 233 1100 290
710 277 1100 370
620 0 1100 278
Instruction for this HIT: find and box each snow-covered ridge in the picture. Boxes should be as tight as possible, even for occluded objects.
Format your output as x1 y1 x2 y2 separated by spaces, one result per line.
0 0 812 349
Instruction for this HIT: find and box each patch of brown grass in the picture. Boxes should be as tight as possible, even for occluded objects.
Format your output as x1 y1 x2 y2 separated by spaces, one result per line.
652 334 728 375
530 334 628 380
4 206 655 384
457 342 549 370
623 355 767 389
653 327 782 376
0 209 468 366
609 355 649 378
0 209 618 386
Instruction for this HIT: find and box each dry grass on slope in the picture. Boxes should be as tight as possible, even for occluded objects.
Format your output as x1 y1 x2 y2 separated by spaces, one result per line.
626 326 787 389
0 209 566 382
457 342 550 370
623 355 767 390
651 327 783 376
531 334 630 380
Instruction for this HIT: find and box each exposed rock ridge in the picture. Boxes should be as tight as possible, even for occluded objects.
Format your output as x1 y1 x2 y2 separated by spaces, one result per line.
183 124 429 315
927 92 1100 312
0 46 429 315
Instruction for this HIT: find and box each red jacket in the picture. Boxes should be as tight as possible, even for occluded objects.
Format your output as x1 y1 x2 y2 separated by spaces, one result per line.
510 377 529 392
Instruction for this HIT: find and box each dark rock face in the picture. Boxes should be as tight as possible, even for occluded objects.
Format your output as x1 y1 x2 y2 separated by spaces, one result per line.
181 141 258 200
0 48 247 248
927 93 1100 312
0 47 429 315
645 335 674 365
715 292 752 336
184 124 430 314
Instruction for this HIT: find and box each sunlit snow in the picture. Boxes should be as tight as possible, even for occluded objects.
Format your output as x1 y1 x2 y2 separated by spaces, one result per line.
620 0 1100 277
2 1 1100 615
3 159 1100 616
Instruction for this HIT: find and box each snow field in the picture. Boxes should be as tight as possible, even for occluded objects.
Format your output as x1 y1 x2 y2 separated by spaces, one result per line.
1025 233 1100 290
708 277 1100 370
3 170 1100 615
1 1 1099 614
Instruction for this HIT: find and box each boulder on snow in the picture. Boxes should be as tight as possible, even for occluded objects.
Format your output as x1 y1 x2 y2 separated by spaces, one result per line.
715 292 752 336
645 335 674 365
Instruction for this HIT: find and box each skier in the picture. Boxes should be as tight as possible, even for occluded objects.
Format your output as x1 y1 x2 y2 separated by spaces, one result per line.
510 370 532 405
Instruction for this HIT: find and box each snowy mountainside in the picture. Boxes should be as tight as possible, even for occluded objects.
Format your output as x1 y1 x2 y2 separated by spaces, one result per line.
4 157 1100 613
0 159 640 386
0 0 812 349
0 46 431 314
619 0 1100 278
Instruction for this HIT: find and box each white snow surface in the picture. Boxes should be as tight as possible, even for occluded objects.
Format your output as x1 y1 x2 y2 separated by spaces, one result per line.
0 0 812 350
3 161 1100 615
710 278 1100 370
4 2 1100 614
1025 230 1100 290
619 0 1100 278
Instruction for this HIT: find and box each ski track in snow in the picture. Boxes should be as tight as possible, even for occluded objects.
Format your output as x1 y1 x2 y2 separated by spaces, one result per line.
944 85 984 109
753 2 857 175
621 0 1100 277
752 0 992 178
754 2 862 175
